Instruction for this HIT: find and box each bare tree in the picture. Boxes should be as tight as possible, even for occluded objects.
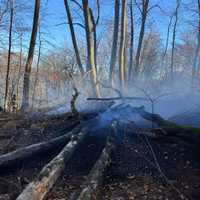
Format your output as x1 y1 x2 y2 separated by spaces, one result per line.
16 31 23 106
63 0 84 76
109 0 120 87
31 33 41 108
21 0 40 110
161 14 173 77
82 0 100 97
89 2 99 72
4 0 14 110
119 0 127 90
170 0 181 82
192 0 200 86
0 0 9 26
135 0 149 75
128 0 134 83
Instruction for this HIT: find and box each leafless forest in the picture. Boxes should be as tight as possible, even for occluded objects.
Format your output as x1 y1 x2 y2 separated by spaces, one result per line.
0 0 200 200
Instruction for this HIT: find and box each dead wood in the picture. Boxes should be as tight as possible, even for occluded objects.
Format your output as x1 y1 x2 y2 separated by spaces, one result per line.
134 106 200 145
16 128 88 200
0 125 82 169
71 85 79 115
87 96 148 101
77 132 115 200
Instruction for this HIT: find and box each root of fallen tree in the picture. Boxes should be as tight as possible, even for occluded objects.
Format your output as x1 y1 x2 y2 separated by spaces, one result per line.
0 125 82 169
16 128 88 200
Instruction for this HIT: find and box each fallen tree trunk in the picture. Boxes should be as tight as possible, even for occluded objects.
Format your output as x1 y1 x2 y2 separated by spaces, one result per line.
0 125 82 169
77 132 116 200
87 96 148 101
16 128 88 200
134 106 200 145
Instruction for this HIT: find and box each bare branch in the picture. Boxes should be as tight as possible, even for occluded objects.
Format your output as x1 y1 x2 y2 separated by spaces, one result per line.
54 22 85 29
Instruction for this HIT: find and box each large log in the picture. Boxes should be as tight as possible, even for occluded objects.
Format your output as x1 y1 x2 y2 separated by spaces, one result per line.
0 125 82 169
134 106 200 144
16 128 88 200
77 132 116 200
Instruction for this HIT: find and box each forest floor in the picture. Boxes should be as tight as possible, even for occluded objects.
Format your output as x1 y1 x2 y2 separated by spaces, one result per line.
0 110 199 200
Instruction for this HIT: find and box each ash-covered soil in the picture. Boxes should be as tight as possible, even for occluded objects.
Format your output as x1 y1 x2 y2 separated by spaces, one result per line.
0 111 199 200
101 130 200 200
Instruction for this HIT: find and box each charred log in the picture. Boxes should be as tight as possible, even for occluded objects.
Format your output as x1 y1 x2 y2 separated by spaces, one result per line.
77 132 116 200
0 125 82 169
134 106 200 145
16 128 88 200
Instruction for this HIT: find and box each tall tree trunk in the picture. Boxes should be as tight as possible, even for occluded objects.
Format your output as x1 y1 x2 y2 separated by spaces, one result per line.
64 0 84 76
170 0 180 83
162 15 173 78
31 40 41 108
21 0 40 111
128 0 134 83
89 8 98 73
109 0 120 87
16 32 23 106
82 0 100 97
135 0 149 75
119 0 127 90
4 0 14 111
192 0 200 87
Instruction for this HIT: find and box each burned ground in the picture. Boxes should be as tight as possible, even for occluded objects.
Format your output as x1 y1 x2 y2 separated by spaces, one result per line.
0 110 199 200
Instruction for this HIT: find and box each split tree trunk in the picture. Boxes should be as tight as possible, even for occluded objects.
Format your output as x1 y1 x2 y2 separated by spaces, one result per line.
82 0 100 97
16 128 88 200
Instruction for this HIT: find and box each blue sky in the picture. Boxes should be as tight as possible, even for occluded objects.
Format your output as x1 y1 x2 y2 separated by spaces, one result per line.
21 0 197 52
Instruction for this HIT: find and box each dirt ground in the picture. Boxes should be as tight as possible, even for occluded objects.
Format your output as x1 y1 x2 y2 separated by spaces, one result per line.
0 111 199 200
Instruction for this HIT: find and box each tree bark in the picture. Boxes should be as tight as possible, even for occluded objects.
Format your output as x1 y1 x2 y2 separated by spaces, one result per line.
161 15 173 78
31 37 41 108
192 0 200 86
16 32 23 108
170 0 180 83
128 0 134 83
82 0 100 97
16 129 88 200
21 0 40 111
135 0 149 75
119 0 127 90
64 0 84 76
109 0 120 87
4 0 14 111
